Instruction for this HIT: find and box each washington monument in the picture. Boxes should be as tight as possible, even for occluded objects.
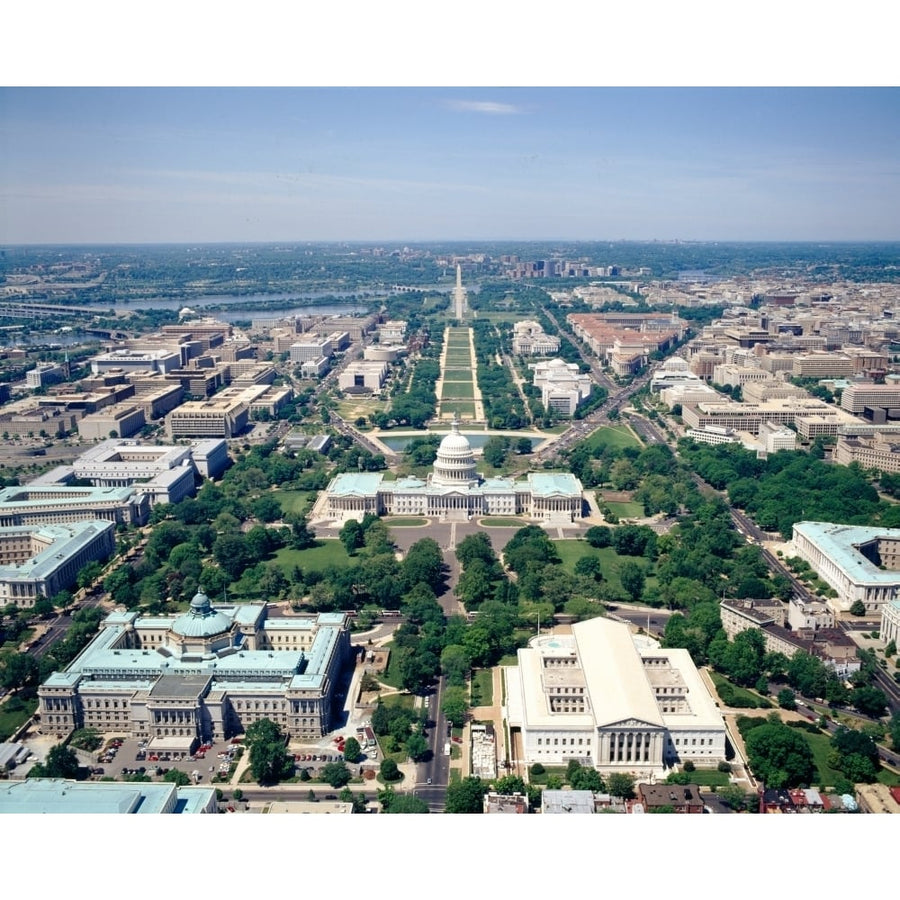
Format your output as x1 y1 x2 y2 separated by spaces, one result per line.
453 264 468 320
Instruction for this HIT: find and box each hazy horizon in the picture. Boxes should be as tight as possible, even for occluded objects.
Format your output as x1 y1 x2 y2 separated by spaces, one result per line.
3 87 899 245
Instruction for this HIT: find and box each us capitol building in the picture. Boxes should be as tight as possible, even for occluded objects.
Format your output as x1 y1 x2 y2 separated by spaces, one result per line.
37 589 351 753
324 419 584 523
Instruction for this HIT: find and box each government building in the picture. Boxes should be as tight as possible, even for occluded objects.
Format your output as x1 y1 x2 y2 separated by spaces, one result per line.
505 617 727 778
37 590 351 753
324 420 584 523
791 521 900 616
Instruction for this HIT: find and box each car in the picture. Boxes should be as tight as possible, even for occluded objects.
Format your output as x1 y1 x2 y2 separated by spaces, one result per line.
427 777 432 785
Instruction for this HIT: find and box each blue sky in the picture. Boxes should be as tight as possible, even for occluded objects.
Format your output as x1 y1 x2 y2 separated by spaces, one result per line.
2 87 899 243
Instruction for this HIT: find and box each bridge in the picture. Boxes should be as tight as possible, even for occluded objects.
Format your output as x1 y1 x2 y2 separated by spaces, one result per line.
0 300 99 319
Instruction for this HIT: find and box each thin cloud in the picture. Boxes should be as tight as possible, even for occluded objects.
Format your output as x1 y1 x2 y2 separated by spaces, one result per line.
445 99 524 115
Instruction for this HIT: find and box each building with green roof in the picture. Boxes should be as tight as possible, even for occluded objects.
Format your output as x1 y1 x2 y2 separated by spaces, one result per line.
37 590 351 752
325 419 583 523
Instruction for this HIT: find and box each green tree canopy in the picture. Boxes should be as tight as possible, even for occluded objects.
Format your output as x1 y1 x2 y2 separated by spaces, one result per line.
445 776 486 813
343 737 362 763
321 762 352 788
744 721 815 788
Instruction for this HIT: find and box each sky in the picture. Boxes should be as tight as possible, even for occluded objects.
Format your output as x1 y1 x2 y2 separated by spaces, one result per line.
2 6 899 246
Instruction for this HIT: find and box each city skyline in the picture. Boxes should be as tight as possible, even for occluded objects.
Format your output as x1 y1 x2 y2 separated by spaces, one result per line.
2 87 899 245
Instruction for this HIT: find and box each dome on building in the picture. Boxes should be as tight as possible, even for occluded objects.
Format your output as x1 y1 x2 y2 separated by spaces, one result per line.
171 589 233 639
432 418 479 487
437 420 473 457
660 356 689 372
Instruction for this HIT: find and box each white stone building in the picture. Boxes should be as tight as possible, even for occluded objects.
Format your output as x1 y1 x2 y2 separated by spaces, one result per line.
324 420 583 523
530 358 593 416
792 521 900 615
37 591 351 747
505 618 726 778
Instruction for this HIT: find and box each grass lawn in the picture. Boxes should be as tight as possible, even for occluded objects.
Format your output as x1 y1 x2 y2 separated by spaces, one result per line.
552 539 655 595
271 489 316 516
681 769 731 788
387 517 429 527
528 766 568 785
604 500 645 519
0 694 38 742
442 368 474 379
470 669 493 706
440 401 477 416
376 651 407 691
801 730 845 786
579 425 643 453
273 540 357 575
441 382 475 399
481 517 528 527
707 671 772 709
336 398 388 422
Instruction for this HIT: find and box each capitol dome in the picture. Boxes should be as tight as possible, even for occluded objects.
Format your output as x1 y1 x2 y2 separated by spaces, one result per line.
432 418 479 488
171 589 233 639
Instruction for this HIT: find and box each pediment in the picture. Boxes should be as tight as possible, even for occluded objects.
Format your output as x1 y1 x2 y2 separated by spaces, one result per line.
599 718 663 730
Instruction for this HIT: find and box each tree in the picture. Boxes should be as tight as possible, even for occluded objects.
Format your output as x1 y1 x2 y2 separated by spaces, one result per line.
570 766 605 792
744 721 815 788
30 744 81 780
445 775 486 813
339 519 365 555
251 494 282 523
574 555 603 581
718 783 751 811
321 762 352 788
379 758 401 782
0 651 39 694
890 712 900 752
455 532 498 570
245 718 293 786
441 685 469 727
76 560 104 591
212 533 251 582
777 689 797 711
849 600 867 617
851 685 888 718
32 596 55 618
397 646 440 694
607 772 635 800
164 768 191 786
401 538 445 593
343 737 362 763
619 561 645 603
585 526 612 548
829 726 880 783
385 793 429 814
405 732 429 762
493 775 526 794
440 644 472 687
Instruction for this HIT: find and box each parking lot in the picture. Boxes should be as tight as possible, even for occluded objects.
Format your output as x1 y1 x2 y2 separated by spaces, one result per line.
80 721 380 786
